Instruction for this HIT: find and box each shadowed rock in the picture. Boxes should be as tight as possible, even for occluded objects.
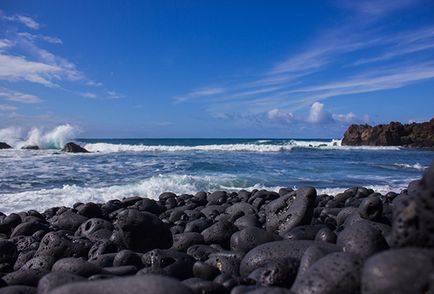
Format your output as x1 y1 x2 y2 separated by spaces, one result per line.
342 119 434 147
0 142 12 149
48 274 193 294
61 142 89 153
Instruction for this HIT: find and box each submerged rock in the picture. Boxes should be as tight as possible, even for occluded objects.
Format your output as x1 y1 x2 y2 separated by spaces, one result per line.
21 145 40 150
0 142 12 149
61 142 89 153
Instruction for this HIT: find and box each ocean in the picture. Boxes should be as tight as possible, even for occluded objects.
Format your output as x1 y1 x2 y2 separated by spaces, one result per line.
0 138 433 214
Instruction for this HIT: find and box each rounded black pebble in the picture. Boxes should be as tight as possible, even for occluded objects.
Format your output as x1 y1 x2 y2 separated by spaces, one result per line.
48 274 193 294
21 255 55 271
281 224 327 241
2 268 49 287
239 240 339 276
184 219 213 233
75 218 113 240
247 260 297 288
76 202 102 218
358 195 383 221
183 278 226 294
0 240 17 265
172 232 204 252
52 257 102 277
141 249 196 280
265 187 316 236
291 252 362 294
362 247 434 294
337 220 389 259
205 253 241 277
34 232 73 259
201 220 237 249
389 162 434 248
230 227 280 253
0 285 37 294
192 261 220 280
102 265 137 276
314 228 337 243
187 245 219 261
49 210 88 232
37 272 85 294
113 250 143 268
233 215 261 230
110 209 173 253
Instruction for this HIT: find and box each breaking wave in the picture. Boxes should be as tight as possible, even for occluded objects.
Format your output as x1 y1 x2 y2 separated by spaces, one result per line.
83 139 401 153
0 124 77 149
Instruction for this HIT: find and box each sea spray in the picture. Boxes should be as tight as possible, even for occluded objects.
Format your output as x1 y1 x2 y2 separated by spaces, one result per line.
0 124 78 149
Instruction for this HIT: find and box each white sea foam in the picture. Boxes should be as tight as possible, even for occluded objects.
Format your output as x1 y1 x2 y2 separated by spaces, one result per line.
0 124 78 149
0 173 408 214
393 163 427 171
84 142 295 153
83 139 401 153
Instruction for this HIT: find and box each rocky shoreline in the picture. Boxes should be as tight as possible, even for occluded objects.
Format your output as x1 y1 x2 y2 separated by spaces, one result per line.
342 118 434 147
0 163 433 293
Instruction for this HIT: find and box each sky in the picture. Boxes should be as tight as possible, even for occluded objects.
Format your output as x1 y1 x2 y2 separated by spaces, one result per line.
0 0 433 138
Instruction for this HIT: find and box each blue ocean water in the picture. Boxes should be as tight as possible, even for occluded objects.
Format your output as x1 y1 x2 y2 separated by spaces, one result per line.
0 138 433 213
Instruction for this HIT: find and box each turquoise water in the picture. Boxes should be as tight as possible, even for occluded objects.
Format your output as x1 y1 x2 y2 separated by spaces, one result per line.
0 138 433 213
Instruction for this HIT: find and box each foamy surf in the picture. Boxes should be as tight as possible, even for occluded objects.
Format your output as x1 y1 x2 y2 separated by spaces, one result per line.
393 163 428 171
82 139 401 153
0 173 409 214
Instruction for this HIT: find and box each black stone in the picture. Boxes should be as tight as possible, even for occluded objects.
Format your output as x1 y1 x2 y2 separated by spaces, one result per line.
110 209 172 253
291 252 362 294
61 142 89 153
48 274 193 294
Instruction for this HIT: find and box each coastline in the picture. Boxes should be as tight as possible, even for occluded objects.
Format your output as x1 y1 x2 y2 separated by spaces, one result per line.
0 162 432 292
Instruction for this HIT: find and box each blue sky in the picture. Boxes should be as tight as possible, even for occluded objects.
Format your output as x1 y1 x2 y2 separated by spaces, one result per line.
0 0 433 138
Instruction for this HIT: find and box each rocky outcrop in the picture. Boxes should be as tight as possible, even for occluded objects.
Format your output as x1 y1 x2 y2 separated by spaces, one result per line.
0 142 12 149
342 119 434 147
61 142 89 153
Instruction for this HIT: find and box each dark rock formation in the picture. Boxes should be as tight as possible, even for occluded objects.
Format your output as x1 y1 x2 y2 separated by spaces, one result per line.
0 142 13 149
61 142 89 153
342 119 434 147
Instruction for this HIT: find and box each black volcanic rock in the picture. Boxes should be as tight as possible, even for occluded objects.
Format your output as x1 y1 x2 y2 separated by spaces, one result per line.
61 142 89 153
0 142 12 149
342 119 434 147
21 145 39 150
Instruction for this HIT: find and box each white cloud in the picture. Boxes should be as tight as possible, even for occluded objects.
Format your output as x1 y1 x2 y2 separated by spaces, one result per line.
175 87 225 103
106 91 124 99
0 54 63 86
0 88 41 103
307 102 333 123
80 92 97 98
17 32 62 44
0 11 40 29
267 108 294 124
0 104 17 111
339 0 419 16
0 39 13 50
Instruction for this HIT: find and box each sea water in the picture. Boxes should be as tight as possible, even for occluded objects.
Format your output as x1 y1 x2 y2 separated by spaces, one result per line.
1 136 433 214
